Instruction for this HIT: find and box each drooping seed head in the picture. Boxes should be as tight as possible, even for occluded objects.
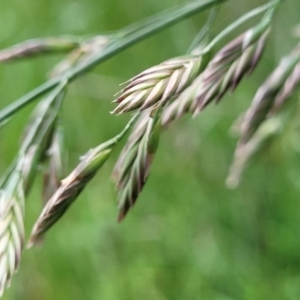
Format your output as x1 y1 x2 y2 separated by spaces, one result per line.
240 45 300 145
112 113 150 183
272 59 300 112
28 141 113 246
227 116 283 189
112 54 205 115
113 112 161 221
192 22 270 115
0 164 25 296
0 37 80 63
27 112 139 247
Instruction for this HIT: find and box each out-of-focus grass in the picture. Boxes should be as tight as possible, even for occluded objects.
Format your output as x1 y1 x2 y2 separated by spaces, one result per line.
1 0 300 299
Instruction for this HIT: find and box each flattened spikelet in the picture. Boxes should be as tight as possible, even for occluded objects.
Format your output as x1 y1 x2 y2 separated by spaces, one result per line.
43 125 65 205
112 55 203 114
0 171 25 296
227 116 283 189
240 45 300 145
0 38 79 62
113 113 161 221
28 146 112 246
192 26 270 115
161 75 203 126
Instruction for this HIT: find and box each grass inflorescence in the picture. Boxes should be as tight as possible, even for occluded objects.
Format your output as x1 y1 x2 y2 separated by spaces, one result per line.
0 0 295 296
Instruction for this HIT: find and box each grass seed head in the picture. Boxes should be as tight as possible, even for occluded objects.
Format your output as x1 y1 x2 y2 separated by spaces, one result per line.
227 116 283 189
161 75 203 126
113 112 161 222
112 55 204 115
240 45 300 145
28 142 113 246
192 23 270 115
0 38 80 63
26 112 141 247
0 165 25 296
43 125 65 205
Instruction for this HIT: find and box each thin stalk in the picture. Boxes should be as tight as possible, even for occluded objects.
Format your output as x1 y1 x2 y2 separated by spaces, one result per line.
203 0 280 53
117 2 200 38
104 113 140 148
0 0 226 124
61 0 227 79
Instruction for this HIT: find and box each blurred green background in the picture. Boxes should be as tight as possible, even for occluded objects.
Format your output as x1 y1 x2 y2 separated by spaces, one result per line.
1 0 300 299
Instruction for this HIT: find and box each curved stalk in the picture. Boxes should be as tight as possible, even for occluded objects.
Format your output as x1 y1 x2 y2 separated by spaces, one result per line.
203 0 281 52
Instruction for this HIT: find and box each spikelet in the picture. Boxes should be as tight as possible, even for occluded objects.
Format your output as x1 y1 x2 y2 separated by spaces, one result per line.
21 83 67 194
28 144 112 246
112 54 205 114
192 19 271 115
227 116 283 189
240 44 300 145
42 124 65 205
0 37 79 62
161 75 203 126
0 162 25 296
112 112 161 221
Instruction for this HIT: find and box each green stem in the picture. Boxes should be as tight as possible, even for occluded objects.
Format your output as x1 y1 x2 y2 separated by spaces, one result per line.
100 113 140 151
112 113 140 144
65 0 227 80
117 2 199 38
204 1 278 52
0 0 226 124
188 5 220 54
